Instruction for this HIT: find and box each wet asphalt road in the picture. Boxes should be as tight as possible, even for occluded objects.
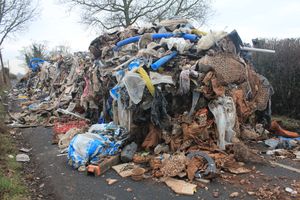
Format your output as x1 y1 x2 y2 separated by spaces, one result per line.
18 126 300 200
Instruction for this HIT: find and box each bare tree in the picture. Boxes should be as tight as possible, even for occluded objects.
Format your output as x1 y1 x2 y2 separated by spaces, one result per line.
0 0 38 47
61 0 213 30
0 0 38 84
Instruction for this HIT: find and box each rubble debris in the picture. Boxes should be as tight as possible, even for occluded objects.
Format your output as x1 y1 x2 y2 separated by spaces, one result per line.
160 153 187 177
131 167 146 181
265 138 280 149
163 177 197 195
112 163 138 178
58 128 80 149
212 190 219 198
285 187 297 195
53 119 87 144
19 147 32 153
121 142 137 162
154 143 169 155
87 155 120 176
226 166 251 174
16 153 30 162
255 185 281 200
104 194 116 200
294 151 300 160
187 151 217 180
132 152 152 164
106 178 118 185
266 149 289 156
229 192 239 198
9 18 300 196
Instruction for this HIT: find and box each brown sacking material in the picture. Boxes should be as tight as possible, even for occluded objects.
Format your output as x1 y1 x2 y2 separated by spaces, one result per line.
142 124 162 150
232 89 253 121
182 122 208 140
198 53 247 85
187 156 204 181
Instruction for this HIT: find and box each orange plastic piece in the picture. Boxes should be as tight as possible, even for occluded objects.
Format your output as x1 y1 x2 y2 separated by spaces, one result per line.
270 120 299 138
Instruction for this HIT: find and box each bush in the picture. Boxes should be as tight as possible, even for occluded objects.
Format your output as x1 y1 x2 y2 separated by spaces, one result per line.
252 38 300 119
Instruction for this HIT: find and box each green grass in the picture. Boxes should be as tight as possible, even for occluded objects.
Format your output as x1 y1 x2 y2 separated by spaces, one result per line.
0 89 29 200
273 115 300 131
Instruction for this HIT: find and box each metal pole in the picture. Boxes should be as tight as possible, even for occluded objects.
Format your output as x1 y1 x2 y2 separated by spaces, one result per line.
240 46 275 54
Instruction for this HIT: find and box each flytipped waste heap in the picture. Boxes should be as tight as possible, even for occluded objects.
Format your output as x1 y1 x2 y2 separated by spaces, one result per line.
9 18 299 196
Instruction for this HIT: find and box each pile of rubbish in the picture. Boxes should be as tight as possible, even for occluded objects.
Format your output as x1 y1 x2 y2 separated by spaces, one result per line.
9 18 299 196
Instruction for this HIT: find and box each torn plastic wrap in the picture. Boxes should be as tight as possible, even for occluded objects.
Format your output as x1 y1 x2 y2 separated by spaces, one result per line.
208 96 237 150
68 123 128 169
122 72 146 104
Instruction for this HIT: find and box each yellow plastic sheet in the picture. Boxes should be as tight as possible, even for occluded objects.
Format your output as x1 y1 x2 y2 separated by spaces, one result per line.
191 29 207 36
137 67 155 96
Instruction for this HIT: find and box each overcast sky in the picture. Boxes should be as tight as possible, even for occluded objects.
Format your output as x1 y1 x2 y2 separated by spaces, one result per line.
3 0 300 74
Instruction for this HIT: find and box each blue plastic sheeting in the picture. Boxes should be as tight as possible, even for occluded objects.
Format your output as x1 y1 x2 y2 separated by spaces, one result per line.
68 123 127 169
128 59 143 71
278 136 300 141
29 58 45 72
151 51 178 70
110 85 121 100
115 33 199 48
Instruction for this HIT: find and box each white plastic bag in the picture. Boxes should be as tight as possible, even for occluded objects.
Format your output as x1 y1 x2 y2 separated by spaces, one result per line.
208 96 236 150
197 31 227 51
160 38 193 53
122 72 146 104
150 72 174 85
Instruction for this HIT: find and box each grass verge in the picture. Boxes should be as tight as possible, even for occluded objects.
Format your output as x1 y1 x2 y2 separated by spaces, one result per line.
0 88 28 200
273 115 300 132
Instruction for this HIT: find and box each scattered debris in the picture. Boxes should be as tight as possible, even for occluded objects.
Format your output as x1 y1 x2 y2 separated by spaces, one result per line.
131 167 146 181
294 151 300 160
226 166 251 174
16 153 30 162
121 142 137 163
19 147 32 153
106 178 118 185
229 192 239 198
8 154 14 159
163 177 197 195
8 18 300 196
112 163 137 178
86 155 120 176
212 190 219 198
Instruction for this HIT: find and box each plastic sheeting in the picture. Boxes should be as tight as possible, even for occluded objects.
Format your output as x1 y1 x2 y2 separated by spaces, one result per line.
68 123 127 169
123 72 146 104
197 31 227 51
208 96 236 150
160 38 193 53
